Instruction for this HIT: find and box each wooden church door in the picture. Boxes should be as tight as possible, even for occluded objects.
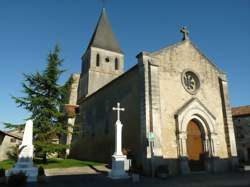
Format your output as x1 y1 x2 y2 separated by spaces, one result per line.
186 120 205 171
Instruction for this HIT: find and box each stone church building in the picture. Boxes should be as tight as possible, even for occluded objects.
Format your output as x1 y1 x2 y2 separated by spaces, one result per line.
66 8 238 175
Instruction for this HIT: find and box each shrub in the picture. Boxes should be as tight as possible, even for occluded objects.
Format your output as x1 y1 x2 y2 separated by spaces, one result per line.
7 172 27 186
6 146 18 161
38 166 45 176
0 168 5 177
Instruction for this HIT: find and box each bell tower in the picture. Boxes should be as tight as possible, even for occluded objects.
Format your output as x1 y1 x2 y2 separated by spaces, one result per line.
79 8 124 98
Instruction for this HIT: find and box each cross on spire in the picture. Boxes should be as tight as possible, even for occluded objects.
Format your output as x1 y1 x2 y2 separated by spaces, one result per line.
101 0 107 8
112 102 125 122
180 26 189 41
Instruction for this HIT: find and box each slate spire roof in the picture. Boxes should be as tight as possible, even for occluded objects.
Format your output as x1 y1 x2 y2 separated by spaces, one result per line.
87 8 123 54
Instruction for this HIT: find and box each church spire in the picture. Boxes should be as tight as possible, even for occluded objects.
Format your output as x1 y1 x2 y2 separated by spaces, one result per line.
87 8 123 53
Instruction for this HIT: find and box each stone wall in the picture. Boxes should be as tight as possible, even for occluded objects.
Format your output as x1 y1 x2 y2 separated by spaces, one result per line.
233 115 250 163
61 74 80 156
68 74 80 105
70 66 142 166
0 133 21 161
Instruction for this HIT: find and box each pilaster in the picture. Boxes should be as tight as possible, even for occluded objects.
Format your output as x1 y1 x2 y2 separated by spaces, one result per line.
219 74 238 167
137 52 163 175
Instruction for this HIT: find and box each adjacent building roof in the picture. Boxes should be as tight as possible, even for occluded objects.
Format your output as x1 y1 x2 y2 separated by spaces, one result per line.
87 8 123 54
0 130 22 140
232 105 250 117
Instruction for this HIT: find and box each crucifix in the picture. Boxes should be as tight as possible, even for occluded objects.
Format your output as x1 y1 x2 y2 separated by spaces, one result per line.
180 26 189 41
112 102 125 155
112 102 125 122
109 102 129 179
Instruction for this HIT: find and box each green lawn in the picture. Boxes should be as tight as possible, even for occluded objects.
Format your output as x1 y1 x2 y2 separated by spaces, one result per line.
0 159 103 170
0 159 15 170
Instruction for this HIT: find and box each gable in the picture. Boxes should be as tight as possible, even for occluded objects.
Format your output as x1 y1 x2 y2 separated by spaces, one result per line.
151 40 222 74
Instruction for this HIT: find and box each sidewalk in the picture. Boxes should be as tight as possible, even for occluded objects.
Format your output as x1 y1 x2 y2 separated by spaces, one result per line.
44 166 250 187
45 165 110 176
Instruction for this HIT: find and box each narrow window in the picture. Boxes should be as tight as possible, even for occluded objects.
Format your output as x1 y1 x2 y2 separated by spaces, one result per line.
115 58 119 70
96 54 100 67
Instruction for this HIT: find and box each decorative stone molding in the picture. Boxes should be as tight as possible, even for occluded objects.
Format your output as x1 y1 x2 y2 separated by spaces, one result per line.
181 69 201 95
176 98 216 135
175 98 218 173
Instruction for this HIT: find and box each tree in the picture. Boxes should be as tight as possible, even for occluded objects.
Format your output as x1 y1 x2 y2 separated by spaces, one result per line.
6 45 69 162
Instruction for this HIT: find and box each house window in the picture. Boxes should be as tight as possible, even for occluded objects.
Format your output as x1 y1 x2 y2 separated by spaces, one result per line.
96 54 100 67
115 58 119 70
10 138 16 143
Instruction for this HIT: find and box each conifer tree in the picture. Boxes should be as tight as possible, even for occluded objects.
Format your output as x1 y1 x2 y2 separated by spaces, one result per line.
7 45 69 162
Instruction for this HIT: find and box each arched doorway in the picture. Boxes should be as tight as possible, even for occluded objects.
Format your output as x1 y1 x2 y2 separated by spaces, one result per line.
186 119 205 171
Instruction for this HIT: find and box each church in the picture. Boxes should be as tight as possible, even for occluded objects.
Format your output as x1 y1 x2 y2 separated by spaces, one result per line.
65 8 238 175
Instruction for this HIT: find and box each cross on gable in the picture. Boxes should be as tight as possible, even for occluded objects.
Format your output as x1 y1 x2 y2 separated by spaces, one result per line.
112 102 125 121
180 26 189 41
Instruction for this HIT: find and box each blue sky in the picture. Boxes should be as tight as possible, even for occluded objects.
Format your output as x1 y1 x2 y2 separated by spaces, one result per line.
0 0 249 129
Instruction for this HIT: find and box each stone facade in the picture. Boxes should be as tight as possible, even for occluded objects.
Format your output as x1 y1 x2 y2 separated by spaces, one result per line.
136 40 238 174
68 9 238 176
0 130 22 161
232 106 250 163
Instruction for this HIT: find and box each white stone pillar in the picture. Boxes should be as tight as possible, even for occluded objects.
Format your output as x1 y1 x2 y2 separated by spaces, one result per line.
114 120 123 156
179 132 187 156
109 103 129 179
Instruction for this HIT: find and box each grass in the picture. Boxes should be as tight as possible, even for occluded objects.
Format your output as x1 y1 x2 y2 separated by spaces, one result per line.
35 158 103 169
0 159 15 170
0 158 103 170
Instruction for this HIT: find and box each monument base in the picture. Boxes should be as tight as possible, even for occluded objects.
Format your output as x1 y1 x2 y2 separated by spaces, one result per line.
6 161 38 182
108 154 130 179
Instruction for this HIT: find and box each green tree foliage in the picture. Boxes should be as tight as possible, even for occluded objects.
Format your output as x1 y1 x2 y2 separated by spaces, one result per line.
6 45 70 162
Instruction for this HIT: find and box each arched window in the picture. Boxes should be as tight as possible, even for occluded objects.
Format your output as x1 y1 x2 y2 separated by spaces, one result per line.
96 54 100 67
115 58 119 70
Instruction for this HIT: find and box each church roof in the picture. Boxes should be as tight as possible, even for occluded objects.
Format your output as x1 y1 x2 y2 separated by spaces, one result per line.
87 8 123 54
232 105 250 117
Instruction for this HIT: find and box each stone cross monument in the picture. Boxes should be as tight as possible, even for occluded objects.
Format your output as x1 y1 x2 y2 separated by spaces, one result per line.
108 102 129 179
112 102 125 156
7 120 38 182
